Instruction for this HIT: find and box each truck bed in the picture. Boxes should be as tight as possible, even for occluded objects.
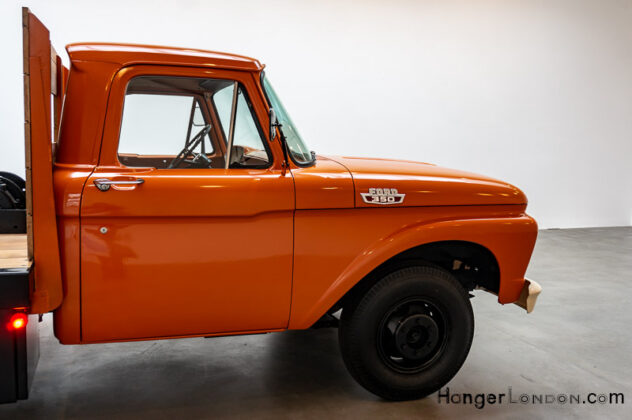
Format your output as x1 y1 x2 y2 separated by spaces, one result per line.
0 235 30 270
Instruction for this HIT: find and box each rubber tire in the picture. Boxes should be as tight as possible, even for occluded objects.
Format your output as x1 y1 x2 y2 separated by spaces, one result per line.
0 172 26 191
0 177 22 209
339 265 474 401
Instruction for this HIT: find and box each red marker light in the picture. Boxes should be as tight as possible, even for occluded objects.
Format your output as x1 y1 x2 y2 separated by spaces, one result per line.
8 313 28 331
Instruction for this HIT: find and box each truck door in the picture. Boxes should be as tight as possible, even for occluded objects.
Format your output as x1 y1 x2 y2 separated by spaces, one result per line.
80 67 293 342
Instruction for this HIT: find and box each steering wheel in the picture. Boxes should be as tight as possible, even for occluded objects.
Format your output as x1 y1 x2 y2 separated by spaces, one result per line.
186 152 212 168
168 124 212 169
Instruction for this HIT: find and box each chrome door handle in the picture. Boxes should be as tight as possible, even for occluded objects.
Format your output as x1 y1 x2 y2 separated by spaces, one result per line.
93 178 144 192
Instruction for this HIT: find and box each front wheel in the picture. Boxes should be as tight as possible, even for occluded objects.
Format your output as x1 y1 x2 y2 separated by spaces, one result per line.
339 265 474 401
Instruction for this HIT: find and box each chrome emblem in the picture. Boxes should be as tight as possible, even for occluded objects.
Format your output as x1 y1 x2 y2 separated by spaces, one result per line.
361 188 405 205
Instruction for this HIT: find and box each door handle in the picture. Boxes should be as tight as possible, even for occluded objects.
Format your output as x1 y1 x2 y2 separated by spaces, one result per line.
94 178 144 192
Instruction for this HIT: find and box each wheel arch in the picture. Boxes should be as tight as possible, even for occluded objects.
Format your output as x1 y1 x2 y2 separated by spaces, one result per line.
289 214 537 329
335 240 500 315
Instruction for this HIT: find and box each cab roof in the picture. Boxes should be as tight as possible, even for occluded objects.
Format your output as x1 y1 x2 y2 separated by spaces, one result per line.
66 43 263 71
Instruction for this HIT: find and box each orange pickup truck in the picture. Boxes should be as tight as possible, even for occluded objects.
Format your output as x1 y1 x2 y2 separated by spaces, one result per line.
0 8 541 402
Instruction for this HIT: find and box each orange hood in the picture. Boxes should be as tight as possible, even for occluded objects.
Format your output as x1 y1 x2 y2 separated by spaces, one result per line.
325 156 527 208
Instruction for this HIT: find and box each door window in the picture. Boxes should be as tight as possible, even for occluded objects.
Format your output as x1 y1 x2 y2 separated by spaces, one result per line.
117 76 270 169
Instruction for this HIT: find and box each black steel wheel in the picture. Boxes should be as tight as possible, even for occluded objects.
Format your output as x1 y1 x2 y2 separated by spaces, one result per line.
339 265 474 401
377 296 448 374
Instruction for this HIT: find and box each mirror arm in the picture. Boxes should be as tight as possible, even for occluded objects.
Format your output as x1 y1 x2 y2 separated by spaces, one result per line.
278 127 290 167
269 107 289 167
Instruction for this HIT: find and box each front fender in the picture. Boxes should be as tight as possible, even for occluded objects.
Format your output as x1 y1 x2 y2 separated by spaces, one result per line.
289 210 537 329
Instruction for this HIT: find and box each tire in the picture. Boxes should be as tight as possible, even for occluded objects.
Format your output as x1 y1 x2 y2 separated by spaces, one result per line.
339 265 474 401
0 172 26 209
0 172 26 191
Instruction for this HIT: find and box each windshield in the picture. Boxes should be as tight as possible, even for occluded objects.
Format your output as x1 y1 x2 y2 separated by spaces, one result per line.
262 75 314 165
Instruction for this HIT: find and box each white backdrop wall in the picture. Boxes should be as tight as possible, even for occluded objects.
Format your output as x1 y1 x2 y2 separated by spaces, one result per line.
1 0 630 228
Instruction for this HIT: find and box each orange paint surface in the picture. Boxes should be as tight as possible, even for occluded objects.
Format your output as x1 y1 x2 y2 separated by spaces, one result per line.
24 33 537 343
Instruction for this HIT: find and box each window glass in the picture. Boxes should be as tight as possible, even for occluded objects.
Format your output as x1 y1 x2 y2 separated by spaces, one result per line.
117 76 269 169
262 75 313 165
119 94 202 156
213 84 270 166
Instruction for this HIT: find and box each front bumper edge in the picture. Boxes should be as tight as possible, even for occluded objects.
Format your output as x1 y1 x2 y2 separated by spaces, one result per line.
514 278 542 314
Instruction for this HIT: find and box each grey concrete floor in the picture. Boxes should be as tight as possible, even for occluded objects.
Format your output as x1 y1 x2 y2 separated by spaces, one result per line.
1 227 630 419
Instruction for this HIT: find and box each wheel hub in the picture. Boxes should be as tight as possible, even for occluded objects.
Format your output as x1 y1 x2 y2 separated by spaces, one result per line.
394 314 439 360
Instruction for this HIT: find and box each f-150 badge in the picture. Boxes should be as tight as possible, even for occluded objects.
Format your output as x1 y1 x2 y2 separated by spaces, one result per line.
361 188 405 205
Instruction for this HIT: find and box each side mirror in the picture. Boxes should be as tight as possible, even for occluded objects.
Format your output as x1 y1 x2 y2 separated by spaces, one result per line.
269 108 278 140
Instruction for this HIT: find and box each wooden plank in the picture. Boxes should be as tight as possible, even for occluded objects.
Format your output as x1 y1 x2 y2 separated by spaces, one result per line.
22 7 33 261
0 258 30 269
22 8 29 73
50 45 57 96
53 56 66 147
0 234 27 251
0 235 29 269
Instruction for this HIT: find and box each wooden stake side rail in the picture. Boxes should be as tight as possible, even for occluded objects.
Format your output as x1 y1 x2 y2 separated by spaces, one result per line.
22 7 64 313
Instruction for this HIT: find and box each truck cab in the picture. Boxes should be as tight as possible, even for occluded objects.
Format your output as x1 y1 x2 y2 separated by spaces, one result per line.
0 8 540 403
